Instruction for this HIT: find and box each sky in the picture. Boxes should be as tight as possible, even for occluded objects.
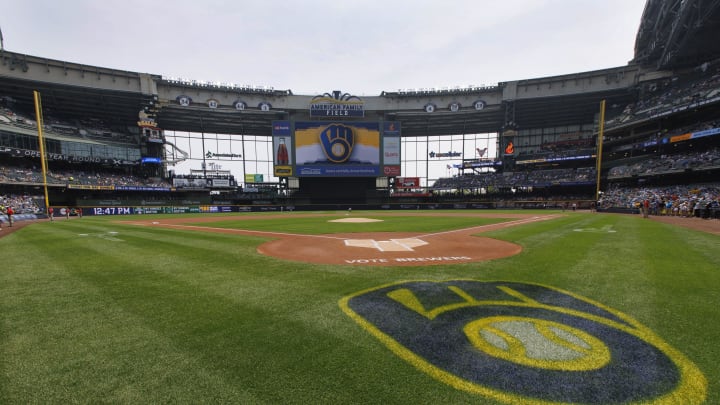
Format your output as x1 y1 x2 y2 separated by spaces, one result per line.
1 0 647 97
1 1 648 183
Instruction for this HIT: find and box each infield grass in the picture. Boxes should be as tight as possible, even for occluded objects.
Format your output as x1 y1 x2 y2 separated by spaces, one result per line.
1 210 718 404
196 213 509 234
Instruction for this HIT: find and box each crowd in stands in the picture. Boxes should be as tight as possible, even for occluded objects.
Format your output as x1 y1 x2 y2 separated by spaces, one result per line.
0 165 171 188
1 98 137 145
517 147 597 163
519 139 595 160
429 169 720 217
432 167 596 191
604 119 720 147
598 183 720 218
433 146 719 192
0 194 42 215
605 62 720 128
608 147 720 178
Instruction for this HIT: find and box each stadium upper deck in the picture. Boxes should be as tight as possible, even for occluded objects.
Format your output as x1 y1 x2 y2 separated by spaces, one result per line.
0 47 641 137
2 1 719 139
1 0 719 176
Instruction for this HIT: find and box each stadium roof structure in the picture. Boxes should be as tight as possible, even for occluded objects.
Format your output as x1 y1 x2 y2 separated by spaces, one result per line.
153 85 636 137
633 0 720 69
0 72 152 127
2 0 719 137
0 51 639 137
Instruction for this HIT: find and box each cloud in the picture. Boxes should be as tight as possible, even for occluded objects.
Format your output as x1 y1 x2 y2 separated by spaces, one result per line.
0 0 645 94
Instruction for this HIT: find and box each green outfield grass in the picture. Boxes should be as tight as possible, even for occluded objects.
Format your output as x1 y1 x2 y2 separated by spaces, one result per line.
1 210 718 404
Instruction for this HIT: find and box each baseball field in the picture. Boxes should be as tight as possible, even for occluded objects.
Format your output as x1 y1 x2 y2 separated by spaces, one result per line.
1 210 718 404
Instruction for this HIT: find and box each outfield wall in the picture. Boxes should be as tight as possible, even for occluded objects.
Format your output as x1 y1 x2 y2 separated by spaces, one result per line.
70 200 603 216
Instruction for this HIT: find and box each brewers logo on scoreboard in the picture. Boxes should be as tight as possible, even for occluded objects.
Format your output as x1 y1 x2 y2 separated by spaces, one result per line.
294 121 380 177
320 124 355 163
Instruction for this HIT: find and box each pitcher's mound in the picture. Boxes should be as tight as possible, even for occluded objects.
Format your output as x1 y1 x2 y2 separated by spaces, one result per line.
329 218 383 223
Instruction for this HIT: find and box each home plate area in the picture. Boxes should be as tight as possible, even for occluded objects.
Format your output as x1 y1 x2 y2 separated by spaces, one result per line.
344 237 428 252
257 230 523 266
127 213 558 266
256 214 561 266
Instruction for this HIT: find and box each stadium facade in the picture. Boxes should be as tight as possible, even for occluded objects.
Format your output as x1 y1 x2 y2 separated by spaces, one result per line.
1 0 719 215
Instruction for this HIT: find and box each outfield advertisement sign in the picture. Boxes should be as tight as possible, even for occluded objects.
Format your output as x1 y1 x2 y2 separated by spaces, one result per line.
135 207 164 214
396 177 420 188
272 121 294 177
115 185 171 192
383 122 401 176
173 178 207 188
0 146 137 166
244 174 264 183
167 206 201 214
89 207 134 215
81 205 287 216
199 205 234 213
83 206 202 215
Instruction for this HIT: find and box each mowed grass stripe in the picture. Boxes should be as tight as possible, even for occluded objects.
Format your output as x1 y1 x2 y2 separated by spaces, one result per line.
1 223 265 403
465 212 720 402
194 214 509 234
1 212 719 404
1 220 464 403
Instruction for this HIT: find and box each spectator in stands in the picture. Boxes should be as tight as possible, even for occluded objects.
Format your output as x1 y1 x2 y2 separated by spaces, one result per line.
693 200 704 217
665 200 673 216
680 201 690 217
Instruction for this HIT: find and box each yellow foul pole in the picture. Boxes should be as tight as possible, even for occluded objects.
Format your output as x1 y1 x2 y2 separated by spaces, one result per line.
33 90 51 213
595 100 606 203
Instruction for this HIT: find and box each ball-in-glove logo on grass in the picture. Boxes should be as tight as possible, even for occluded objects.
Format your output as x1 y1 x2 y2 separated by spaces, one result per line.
339 280 706 404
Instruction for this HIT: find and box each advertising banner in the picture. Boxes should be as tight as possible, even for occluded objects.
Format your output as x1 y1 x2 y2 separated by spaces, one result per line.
271 121 294 177
383 135 401 165
173 178 207 188
0 146 136 165
207 178 231 188
244 174 264 183
383 125 401 176
396 177 420 188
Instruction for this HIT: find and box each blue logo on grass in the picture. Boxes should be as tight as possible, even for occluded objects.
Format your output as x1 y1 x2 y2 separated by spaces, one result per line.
340 280 706 404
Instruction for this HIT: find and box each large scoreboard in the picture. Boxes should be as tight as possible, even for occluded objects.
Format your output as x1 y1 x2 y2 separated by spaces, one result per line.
272 120 401 177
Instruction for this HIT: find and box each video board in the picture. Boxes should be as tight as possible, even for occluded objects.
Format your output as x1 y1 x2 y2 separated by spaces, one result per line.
273 121 401 178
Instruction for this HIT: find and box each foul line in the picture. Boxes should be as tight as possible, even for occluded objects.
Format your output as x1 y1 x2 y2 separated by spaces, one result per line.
144 223 349 240
417 215 559 239
128 214 558 242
